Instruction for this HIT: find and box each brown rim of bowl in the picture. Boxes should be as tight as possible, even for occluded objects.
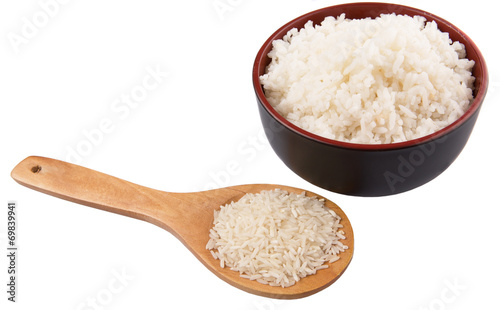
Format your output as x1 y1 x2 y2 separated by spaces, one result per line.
252 2 489 151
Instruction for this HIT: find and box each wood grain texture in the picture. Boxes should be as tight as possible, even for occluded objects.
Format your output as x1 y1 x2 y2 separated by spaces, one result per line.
11 156 354 299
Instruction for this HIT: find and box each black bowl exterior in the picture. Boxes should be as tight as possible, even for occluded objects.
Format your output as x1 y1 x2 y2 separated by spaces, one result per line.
258 98 482 196
253 3 488 196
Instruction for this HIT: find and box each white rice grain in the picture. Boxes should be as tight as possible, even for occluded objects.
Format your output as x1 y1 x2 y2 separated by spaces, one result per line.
206 189 347 288
260 14 475 144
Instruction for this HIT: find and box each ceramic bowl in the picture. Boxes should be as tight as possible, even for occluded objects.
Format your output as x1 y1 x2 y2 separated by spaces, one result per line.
252 2 488 196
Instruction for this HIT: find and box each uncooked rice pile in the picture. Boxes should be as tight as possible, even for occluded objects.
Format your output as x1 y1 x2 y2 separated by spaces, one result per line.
206 189 347 288
260 13 475 144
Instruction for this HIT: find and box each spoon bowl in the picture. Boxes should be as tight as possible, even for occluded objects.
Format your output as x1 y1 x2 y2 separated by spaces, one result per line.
11 156 354 299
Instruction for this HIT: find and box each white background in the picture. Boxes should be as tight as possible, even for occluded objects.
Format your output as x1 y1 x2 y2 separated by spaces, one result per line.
1 0 499 309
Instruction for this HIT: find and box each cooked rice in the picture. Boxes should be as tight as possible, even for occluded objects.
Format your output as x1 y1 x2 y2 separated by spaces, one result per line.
260 13 475 144
206 189 347 288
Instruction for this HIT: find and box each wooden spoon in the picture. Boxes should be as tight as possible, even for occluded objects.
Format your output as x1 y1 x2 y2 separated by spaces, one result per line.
11 156 354 299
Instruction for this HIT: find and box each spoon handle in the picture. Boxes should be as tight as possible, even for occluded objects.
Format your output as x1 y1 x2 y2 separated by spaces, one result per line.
10 156 180 225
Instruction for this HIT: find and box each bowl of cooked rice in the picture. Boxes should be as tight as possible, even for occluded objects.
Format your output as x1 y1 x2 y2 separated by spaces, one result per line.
252 2 488 196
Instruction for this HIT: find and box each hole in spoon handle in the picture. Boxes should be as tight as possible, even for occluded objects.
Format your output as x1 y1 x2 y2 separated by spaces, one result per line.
31 165 42 173
10 156 175 223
